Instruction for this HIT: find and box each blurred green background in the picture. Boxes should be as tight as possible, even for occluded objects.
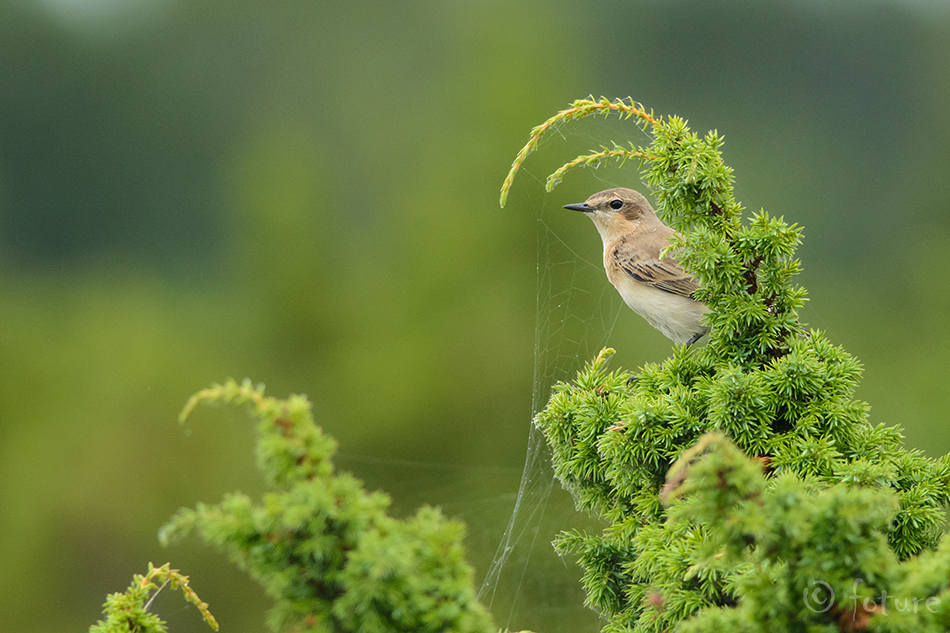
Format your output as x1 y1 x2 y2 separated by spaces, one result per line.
2 0 949 631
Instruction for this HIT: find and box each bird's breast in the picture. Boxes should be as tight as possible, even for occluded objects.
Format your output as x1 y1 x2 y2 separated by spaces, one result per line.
605 265 709 345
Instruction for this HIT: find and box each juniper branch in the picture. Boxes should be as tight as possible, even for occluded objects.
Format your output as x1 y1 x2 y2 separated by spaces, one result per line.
499 96 657 207
545 144 657 191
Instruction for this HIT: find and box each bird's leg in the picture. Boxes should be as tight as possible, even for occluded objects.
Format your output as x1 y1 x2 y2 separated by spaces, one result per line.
685 331 705 347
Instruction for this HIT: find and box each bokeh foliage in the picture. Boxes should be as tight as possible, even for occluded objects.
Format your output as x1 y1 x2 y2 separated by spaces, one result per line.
159 380 493 633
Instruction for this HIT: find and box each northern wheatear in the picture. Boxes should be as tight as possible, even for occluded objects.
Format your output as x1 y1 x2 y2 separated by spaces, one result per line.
563 187 710 346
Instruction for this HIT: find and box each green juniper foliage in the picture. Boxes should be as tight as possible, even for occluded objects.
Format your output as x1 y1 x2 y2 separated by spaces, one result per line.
504 98 950 632
90 562 218 633
661 433 950 633
159 379 494 633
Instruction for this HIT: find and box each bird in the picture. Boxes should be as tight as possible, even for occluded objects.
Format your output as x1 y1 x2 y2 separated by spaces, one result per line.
563 187 710 346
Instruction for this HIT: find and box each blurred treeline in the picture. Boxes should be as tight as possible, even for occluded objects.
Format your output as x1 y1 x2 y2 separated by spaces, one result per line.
1 1 949 632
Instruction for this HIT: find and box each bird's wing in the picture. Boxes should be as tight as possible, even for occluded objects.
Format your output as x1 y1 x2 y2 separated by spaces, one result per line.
612 247 701 299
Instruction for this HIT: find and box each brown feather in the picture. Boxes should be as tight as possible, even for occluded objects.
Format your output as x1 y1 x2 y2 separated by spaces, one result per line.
613 249 700 298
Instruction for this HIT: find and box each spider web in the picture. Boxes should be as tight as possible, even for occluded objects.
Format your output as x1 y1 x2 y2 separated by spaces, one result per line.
474 118 658 632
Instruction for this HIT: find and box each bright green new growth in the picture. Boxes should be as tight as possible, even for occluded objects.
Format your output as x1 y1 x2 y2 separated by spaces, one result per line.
505 98 950 631
159 379 494 633
89 562 218 633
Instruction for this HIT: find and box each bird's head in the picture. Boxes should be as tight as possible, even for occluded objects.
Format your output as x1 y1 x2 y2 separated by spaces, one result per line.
563 187 657 241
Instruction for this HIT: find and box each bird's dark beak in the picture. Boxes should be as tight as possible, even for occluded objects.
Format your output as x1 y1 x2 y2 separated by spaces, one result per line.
563 202 592 213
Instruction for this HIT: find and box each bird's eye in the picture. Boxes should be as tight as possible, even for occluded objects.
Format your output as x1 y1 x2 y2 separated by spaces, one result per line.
609 199 624 210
